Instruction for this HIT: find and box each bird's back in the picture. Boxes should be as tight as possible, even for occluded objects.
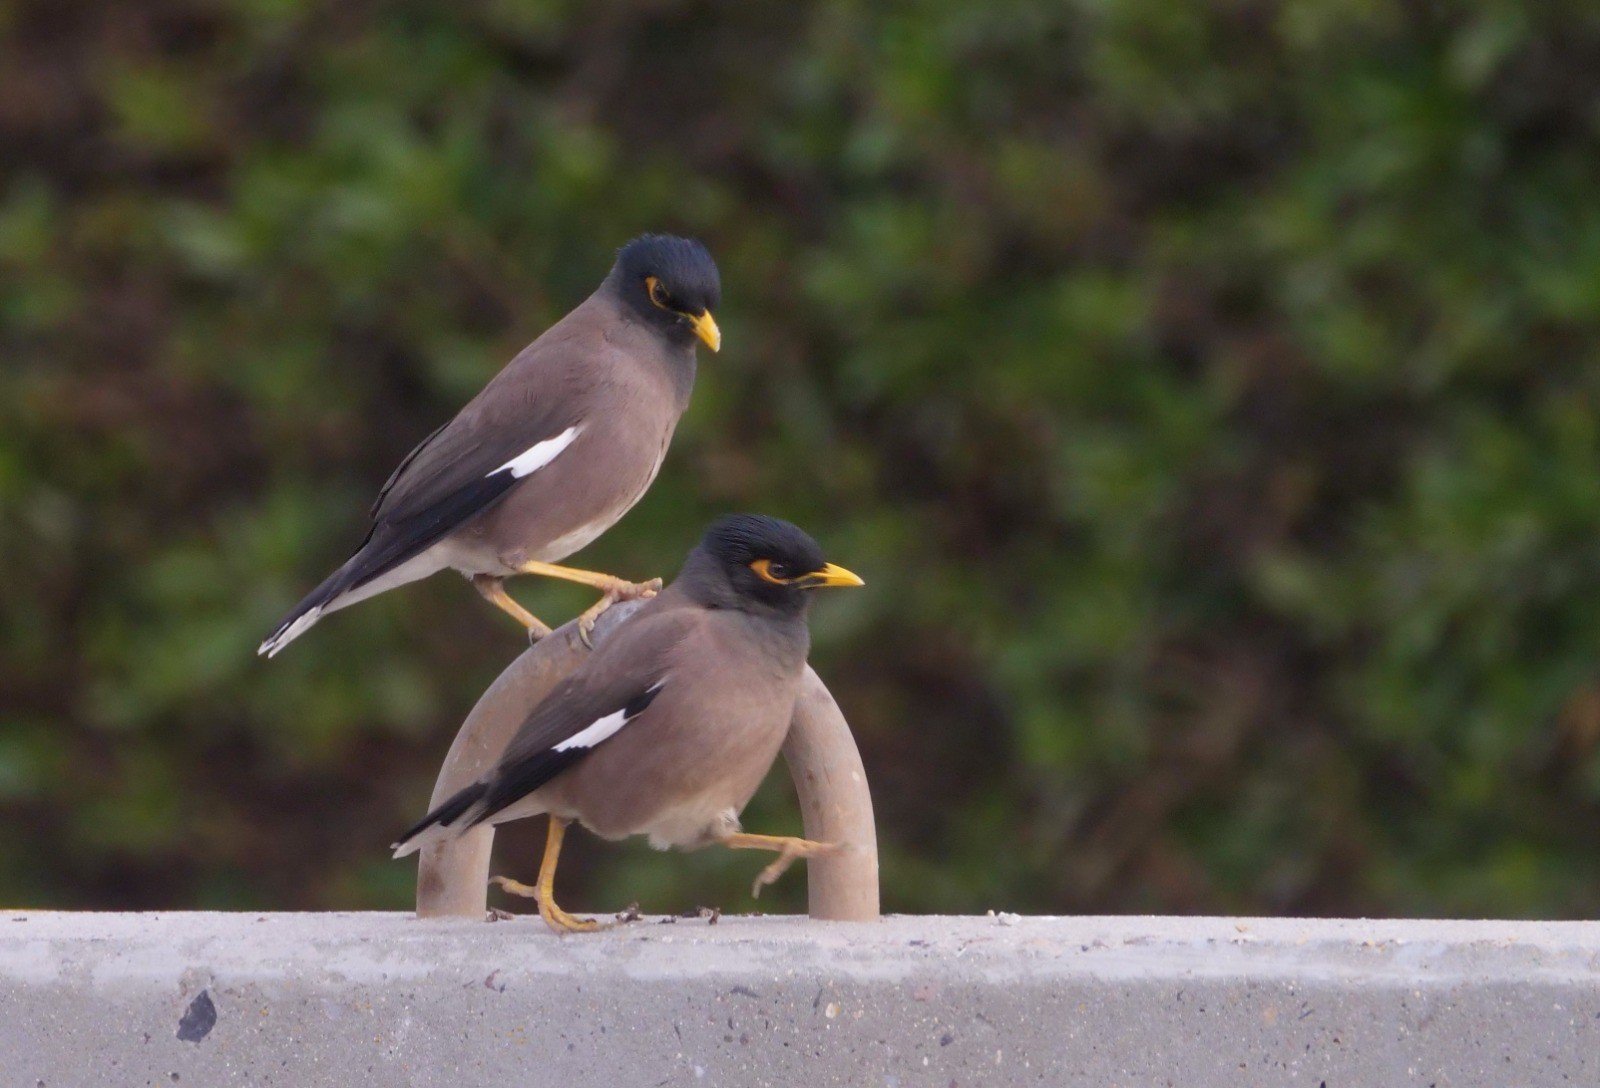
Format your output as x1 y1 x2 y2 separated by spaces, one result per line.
372 291 628 524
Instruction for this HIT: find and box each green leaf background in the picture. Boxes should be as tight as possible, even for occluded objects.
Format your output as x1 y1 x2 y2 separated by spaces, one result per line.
3 0 1599 917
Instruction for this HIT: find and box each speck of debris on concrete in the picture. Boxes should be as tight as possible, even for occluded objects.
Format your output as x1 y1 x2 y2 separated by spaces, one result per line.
176 990 217 1043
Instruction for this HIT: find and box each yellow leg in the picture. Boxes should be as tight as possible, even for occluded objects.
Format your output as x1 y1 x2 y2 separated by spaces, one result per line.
472 575 552 641
719 832 839 898
513 561 662 648
492 817 600 934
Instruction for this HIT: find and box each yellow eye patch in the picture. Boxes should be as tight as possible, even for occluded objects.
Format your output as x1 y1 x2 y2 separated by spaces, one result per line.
749 558 792 585
645 275 720 351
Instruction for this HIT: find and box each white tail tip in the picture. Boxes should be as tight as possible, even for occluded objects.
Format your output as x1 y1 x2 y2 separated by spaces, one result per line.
390 821 455 860
257 606 323 658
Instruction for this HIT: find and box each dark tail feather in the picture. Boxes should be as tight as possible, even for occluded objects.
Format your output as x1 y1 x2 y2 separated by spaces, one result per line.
256 558 364 658
260 468 525 659
390 781 489 858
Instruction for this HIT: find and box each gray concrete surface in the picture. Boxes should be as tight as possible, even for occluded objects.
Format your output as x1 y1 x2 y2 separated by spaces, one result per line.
1 911 1597 1087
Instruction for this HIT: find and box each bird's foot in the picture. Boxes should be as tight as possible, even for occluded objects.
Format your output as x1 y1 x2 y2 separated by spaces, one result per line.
751 839 838 898
492 875 605 933
720 833 840 898
540 899 604 934
577 576 663 648
490 874 541 902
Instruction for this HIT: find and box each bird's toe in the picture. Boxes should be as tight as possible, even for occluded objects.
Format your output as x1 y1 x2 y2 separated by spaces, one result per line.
541 903 604 934
490 875 541 902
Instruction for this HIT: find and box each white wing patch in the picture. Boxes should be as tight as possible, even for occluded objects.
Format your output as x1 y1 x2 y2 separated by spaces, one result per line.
553 682 664 752
492 425 582 479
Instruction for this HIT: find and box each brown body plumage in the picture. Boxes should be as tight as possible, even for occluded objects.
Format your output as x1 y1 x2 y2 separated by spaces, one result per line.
510 594 807 849
259 235 720 657
392 515 864 932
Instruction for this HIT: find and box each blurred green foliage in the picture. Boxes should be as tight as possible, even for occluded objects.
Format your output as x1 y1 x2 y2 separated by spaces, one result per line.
3 0 1600 919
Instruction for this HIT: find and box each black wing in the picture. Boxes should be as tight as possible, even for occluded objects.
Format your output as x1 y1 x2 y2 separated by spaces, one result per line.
259 397 581 656
474 681 664 824
370 419 448 519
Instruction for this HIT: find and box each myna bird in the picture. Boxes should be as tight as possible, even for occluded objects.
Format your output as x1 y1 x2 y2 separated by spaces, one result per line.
258 234 722 657
391 514 864 933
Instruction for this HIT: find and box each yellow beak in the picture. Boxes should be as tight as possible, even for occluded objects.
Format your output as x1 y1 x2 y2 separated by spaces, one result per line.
688 310 721 352
800 562 865 589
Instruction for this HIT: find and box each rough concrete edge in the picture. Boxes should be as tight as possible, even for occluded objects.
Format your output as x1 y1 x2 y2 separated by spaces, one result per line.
2 913 1598 991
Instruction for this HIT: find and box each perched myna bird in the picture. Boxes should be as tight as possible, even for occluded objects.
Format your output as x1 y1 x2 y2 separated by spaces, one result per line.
391 514 864 933
258 234 722 657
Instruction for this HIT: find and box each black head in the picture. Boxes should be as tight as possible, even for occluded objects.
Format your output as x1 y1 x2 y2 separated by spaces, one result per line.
683 514 863 616
607 234 722 352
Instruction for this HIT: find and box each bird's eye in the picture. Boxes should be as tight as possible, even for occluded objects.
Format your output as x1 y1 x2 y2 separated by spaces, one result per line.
750 558 793 585
646 276 672 311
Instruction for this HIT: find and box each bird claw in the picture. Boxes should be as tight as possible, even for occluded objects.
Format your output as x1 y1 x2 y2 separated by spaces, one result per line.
491 875 541 902
494 876 607 933
577 577 663 649
750 840 840 899
542 904 604 933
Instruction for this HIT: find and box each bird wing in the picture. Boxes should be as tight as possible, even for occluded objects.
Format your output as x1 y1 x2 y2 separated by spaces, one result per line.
342 328 602 590
470 606 697 825
369 419 448 519
369 348 593 529
389 603 699 853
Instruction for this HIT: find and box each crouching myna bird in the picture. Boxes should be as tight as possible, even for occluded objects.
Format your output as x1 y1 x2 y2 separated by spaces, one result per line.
391 514 863 933
258 234 722 657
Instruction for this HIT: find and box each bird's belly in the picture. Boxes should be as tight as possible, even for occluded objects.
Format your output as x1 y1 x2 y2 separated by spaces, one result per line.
570 785 744 851
532 517 614 562
556 696 796 850
633 796 742 851
427 534 502 577
454 428 671 574
435 503 621 575
567 773 757 849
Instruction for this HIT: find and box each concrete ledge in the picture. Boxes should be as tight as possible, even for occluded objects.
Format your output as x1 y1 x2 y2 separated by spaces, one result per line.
2 912 1597 1086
